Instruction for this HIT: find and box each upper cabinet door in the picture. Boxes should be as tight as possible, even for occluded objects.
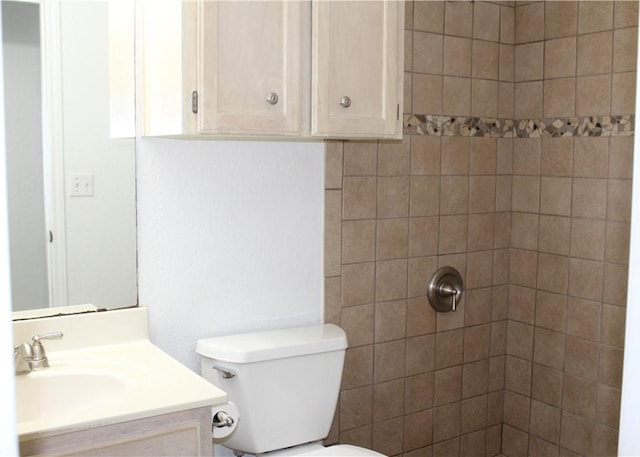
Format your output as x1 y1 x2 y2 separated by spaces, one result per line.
197 1 306 136
312 1 404 139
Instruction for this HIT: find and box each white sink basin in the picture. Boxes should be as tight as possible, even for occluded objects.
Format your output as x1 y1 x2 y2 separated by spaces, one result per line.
16 366 129 423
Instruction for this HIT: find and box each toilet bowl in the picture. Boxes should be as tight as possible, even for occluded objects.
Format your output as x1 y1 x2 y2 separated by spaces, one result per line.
197 324 385 457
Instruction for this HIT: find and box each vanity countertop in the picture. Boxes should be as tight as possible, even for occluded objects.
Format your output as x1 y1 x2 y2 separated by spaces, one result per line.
14 307 227 441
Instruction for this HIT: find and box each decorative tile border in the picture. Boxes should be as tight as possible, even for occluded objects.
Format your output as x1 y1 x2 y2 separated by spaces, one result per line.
404 114 635 138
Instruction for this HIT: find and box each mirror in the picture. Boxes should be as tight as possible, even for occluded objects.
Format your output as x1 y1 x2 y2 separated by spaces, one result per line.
3 0 137 317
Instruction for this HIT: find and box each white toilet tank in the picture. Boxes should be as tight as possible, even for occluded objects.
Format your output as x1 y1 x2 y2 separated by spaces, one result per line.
197 324 348 455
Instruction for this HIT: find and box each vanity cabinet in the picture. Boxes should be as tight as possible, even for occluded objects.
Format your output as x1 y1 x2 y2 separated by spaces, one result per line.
140 0 403 139
19 407 212 457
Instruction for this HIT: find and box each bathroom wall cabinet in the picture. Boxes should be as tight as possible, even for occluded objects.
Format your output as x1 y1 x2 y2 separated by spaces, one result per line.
140 0 404 140
19 407 212 457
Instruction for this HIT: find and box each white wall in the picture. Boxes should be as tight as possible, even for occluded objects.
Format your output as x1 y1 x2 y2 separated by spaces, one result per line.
0 3 18 454
3 1 49 311
137 138 325 372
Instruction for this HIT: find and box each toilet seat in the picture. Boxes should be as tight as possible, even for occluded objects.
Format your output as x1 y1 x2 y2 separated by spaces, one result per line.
264 443 386 457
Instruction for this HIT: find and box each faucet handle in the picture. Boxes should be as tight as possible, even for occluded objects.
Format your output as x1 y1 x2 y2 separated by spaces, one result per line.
32 331 64 344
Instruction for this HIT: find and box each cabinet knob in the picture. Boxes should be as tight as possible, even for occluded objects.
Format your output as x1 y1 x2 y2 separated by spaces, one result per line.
265 92 279 105
339 96 352 108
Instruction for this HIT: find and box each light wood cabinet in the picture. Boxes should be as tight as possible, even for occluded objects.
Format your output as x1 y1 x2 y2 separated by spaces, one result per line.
140 0 403 139
312 1 404 139
20 407 211 457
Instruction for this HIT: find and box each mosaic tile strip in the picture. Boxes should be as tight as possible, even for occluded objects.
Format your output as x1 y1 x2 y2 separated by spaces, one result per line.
404 115 635 138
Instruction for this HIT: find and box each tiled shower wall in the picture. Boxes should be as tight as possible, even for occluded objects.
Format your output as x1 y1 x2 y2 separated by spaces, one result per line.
502 2 636 456
323 1 637 457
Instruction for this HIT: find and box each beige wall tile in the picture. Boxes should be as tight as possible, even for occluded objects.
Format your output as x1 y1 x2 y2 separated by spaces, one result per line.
375 300 407 343
502 424 529 457
406 296 436 337
565 335 599 380
325 276 341 325
595 384 622 429
499 82 515 119
510 249 538 289
407 256 438 298
405 371 435 413
473 1 500 42
405 30 413 73
545 1 578 40
615 0 639 29
534 327 566 370
500 5 515 44
410 136 440 176
443 76 471 116
341 262 375 306
496 175 512 212
442 136 470 175
603 262 629 306
512 175 540 213
325 141 344 189
577 31 613 76
404 410 434 451
468 213 495 251
413 0 444 33
528 436 559 456
343 176 377 220
532 363 564 407
605 221 631 263
410 176 441 217
537 253 569 295
613 27 638 73
464 324 491 362
377 218 408 261
539 215 571 255
508 284 536 324
472 40 500 80
344 141 378 176
563 374 596 419
469 176 496 214
511 212 539 250
506 320 534 360
342 219 376 264
612 71 637 114
566 297 601 341
599 345 624 388
340 386 373 431
515 42 544 81
515 81 543 118
573 137 609 178
570 218 605 260
470 137 498 175
576 75 611 116
540 177 572 216
444 36 472 78
467 250 494 288
375 259 408 302
505 355 532 395
434 365 462 405
444 0 473 38
377 177 408 220
504 390 531 431
404 72 413 114
500 44 515 82
601 303 626 348
440 176 469 215
465 288 493 326
516 2 545 43
578 1 614 34
572 178 607 219
409 217 439 257
374 340 406 383
569 257 604 302
342 345 373 390
513 138 541 175
372 417 404 456
535 291 567 333
434 403 461 443
342 306 375 349
545 37 577 79
379 137 411 176
413 31 444 75
439 215 468 254
543 78 576 117
541 137 573 177
325 190 342 276
471 79 498 117
461 398 488 436
407 333 437 375
560 410 594 456
413 73 443 114
462 359 490 398
435 329 464 369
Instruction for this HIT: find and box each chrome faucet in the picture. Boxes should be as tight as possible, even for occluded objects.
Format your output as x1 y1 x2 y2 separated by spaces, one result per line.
14 332 64 375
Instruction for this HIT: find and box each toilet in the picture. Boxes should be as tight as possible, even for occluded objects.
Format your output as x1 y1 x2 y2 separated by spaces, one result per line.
196 324 385 457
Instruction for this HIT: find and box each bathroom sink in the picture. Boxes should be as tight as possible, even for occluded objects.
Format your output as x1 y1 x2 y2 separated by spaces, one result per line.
15 366 129 423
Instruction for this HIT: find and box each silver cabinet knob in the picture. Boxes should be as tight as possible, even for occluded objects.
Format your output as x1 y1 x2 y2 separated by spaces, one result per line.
339 96 352 108
265 92 279 105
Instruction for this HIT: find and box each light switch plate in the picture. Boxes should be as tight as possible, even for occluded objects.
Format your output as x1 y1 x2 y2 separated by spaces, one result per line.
69 173 94 197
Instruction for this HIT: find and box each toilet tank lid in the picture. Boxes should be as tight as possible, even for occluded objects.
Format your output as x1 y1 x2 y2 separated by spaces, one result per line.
196 324 348 363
